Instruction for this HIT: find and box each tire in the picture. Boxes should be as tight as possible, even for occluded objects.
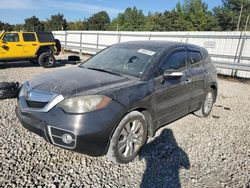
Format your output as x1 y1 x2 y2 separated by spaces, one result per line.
38 52 55 68
68 55 80 62
54 39 61 54
194 88 215 117
0 82 20 100
107 111 148 163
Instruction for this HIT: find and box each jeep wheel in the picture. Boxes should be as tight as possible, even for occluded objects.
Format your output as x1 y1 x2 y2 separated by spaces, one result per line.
38 53 55 68
107 111 147 163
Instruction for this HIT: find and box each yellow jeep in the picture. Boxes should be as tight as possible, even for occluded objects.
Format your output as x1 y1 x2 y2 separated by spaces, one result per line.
0 31 61 68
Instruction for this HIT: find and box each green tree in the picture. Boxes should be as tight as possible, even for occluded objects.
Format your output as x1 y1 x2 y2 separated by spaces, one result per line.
3 23 13 31
144 13 166 31
45 13 68 31
110 7 146 31
164 10 195 31
145 0 219 32
87 11 110 31
24 16 44 31
68 20 88 30
144 11 193 31
182 0 219 31
13 24 25 31
214 0 250 31
205 12 221 31
0 21 4 30
0 21 13 31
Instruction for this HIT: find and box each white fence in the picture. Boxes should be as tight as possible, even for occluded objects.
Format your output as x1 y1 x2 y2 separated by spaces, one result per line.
53 31 250 78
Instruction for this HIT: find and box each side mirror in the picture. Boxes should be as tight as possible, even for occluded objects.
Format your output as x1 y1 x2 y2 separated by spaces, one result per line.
163 70 184 79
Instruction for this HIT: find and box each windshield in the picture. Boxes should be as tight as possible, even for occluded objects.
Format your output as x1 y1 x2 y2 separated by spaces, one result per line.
80 45 159 77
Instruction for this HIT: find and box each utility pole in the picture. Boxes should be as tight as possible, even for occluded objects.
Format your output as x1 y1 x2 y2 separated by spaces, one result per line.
116 23 119 31
234 15 249 76
237 4 243 31
244 15 249 32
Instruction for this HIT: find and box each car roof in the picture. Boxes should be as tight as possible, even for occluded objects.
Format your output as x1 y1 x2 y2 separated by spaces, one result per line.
1 31 52 34
115 40 203 52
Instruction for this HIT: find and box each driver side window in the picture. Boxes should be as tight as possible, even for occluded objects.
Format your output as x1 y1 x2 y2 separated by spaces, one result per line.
159 50 187 75
2 33 20 42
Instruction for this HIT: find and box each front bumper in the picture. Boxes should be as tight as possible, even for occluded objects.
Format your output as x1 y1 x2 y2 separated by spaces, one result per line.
16 98 125 157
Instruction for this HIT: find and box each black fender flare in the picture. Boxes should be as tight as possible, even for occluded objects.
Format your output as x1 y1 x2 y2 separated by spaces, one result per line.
35 45 54 57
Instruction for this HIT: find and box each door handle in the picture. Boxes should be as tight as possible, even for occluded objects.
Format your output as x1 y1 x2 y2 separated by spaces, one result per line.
32 44 37 46
16 44 22 46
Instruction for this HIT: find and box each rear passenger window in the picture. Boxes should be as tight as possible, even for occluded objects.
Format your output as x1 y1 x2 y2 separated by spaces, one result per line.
23 33 36 42
37 33 54 42
188 51 203 68
159 50 186 74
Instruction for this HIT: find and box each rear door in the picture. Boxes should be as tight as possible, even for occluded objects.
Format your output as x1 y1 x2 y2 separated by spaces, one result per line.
22 33 39 57
154 48 191 127
0 32 23 59
187 50 206 112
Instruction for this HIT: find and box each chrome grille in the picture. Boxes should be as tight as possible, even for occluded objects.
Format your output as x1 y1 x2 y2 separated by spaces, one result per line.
26 100 48 108
18 82 64 112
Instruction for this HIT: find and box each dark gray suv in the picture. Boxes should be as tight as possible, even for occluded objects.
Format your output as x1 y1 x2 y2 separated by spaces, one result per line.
16 41 217 163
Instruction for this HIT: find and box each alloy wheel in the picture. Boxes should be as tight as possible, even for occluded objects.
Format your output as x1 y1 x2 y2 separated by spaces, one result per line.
204 91 213 114
117 119 144 158
45 56 54 66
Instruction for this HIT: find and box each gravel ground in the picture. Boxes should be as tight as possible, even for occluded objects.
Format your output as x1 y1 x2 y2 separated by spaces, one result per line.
0 54 249 187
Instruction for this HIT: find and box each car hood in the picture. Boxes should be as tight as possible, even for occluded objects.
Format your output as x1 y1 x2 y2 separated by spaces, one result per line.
29 67 131 98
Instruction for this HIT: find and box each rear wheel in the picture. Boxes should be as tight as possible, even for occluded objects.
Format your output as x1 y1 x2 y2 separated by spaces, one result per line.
194 88 215 117
38 52 55 68
107 111 147 163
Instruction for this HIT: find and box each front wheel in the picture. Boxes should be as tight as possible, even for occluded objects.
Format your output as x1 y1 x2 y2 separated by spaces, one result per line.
107 111 147 163
38 53 55 68
194 88 215 117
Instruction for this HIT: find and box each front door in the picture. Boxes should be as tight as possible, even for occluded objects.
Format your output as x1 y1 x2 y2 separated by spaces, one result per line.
154 48 191 127
0 33 23 59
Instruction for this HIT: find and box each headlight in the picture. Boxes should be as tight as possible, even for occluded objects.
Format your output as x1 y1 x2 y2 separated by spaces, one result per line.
58 95 111 113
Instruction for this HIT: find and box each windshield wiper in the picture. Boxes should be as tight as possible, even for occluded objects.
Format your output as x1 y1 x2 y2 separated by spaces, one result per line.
83 67 123 77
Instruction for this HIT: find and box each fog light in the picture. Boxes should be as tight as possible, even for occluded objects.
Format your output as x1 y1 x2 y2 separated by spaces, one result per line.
62 134 73 144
